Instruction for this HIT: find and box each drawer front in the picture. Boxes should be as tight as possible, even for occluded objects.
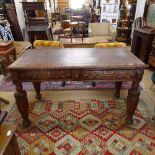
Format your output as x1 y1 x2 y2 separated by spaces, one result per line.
82 70 136 81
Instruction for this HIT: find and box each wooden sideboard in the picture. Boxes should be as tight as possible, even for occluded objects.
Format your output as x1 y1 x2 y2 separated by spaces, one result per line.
131 28 155 64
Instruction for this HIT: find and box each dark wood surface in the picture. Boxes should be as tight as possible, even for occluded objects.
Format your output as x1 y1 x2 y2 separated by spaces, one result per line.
0 41 16 66
0 125 20 155
9 48 147 127
5 4 23 41
9 48 146 69
0 41 14 51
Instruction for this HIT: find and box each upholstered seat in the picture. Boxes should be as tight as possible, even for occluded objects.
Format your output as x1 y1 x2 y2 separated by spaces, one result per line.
95 42 126 48
88 23 116 41
33 40 64 48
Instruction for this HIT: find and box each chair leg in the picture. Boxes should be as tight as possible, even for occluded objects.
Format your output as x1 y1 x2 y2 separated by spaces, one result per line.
92 81 96 87
46 27 53 41
61 81 66 87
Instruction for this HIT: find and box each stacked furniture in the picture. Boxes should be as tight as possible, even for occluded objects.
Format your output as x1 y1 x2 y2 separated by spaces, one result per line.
21 1 53 44
59 16 85 43
116 1 133 44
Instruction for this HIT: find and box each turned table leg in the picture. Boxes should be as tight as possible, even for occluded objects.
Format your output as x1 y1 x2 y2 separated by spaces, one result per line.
33 82 42 100
115 81 123 98
14 82 31 127
125 80 140 125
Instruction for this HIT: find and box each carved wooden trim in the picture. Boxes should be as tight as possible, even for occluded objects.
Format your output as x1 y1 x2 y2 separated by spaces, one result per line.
82 70 136 80
135 68 144 81
10 69 137 82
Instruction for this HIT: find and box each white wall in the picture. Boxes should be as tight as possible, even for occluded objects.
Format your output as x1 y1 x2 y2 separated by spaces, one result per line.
135 0 146 19
85 0 93 6
14 0 25 35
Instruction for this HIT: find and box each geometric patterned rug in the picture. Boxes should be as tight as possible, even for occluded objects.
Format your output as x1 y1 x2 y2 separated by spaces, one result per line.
0 80 132 91
3 98 155 155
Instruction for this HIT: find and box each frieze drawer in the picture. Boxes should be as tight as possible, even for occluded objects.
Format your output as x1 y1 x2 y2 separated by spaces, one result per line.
15 70 72 80
82 70 136 80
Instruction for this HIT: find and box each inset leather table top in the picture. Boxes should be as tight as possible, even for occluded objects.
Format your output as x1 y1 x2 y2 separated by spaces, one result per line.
9 48 147 70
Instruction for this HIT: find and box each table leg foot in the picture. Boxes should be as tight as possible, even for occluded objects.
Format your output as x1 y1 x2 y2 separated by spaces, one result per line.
126 81 140 125
115 81 123 98
125 116 133 125
36 94 42 100
61 81 66 87
92 81 96 87
33 82 42 100
14 82 31 127
22 119 31 127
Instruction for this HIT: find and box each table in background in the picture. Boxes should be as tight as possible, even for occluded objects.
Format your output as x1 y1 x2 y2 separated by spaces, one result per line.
62 37 108 48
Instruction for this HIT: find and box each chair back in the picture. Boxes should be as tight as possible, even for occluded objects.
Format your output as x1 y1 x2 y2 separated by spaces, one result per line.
94 42 126 48
90 14 99 23
134 17 146 28
33 40 63 48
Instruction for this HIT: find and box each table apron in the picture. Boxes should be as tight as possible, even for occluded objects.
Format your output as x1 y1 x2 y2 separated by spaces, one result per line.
10 69 137 82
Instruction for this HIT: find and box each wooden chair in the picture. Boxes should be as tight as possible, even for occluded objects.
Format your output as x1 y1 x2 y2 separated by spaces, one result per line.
131 17 146 42
134 17 146 28
51 13 57 27
58 20 72 41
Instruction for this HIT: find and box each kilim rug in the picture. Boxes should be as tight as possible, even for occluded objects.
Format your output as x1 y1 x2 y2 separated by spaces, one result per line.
3 97 155 155
0 80 132 91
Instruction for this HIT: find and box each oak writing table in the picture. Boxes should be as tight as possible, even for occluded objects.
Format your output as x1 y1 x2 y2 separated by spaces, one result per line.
8 48 147 127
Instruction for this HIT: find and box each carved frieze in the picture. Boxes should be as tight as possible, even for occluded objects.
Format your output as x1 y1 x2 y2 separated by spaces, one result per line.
17 70 72 80
10 69 137 82
82 70 136 80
